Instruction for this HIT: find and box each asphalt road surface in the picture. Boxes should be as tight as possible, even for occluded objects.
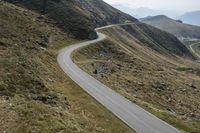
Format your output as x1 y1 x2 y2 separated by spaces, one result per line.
57 25 181 133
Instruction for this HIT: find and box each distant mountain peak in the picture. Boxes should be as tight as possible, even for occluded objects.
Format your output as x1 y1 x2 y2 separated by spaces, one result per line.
178 10 200 26
140 15 170 22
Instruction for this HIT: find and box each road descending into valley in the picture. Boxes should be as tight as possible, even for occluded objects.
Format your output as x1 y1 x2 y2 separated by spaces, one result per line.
57 24 181 133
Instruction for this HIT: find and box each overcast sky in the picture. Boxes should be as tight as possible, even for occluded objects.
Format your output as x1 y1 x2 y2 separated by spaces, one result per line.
103 0 200 12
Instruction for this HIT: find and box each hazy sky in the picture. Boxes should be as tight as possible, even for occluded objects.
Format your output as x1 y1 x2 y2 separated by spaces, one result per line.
103 0 200 11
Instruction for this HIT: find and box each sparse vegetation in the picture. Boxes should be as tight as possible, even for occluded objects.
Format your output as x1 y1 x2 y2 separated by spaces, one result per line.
73 25 200 133
5 0 136 39
177 67 200 76
2 0 200 132
0 2 135 132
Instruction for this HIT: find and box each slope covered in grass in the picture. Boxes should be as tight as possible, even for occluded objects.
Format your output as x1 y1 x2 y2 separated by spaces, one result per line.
76 0 137 26
1 0 198 132
120 23 193 58
5 0 137 39
140 15 200 39
0 2 135 132
73 24 200 133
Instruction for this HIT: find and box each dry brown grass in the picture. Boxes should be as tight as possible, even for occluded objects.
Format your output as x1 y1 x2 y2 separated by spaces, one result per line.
0 2 135 133
73 25 200 133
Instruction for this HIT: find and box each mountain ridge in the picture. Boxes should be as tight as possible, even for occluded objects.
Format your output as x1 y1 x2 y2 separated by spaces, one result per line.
0 1 137 132
1 0 199 132
140 15 200 39
5 0 137 39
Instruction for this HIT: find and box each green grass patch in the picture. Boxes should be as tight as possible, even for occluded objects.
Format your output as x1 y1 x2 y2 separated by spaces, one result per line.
177 67 200 76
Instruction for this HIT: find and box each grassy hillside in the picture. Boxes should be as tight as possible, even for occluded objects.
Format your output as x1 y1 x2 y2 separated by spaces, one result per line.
5 0 137 39
76 0 137 26
73 24 200 133
120 23 193 58
1 0 199 132
140 15 200 39
0 2 136 132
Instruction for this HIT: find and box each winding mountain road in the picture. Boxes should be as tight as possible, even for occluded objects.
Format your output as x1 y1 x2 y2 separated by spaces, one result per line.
57 25 181 133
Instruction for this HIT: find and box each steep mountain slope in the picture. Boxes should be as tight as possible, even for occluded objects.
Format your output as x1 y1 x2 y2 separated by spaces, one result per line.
73 24 200 133
120 23 193 58
178 11 200 26
76 0 137 26
0 1 135 133
5 0 94 39
5 0 137 39
140 15 200 39
1 0 197 132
